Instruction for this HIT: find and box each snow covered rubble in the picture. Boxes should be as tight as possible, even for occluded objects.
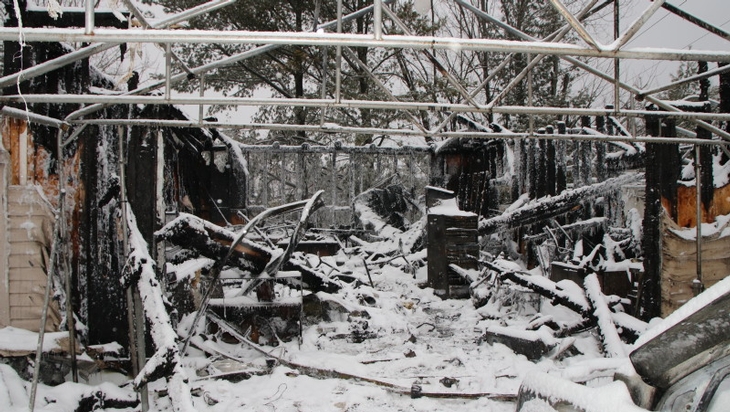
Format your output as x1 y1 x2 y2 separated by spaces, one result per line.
3 195 729 411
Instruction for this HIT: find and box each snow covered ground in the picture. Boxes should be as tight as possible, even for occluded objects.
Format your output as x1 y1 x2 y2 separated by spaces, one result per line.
0 251 627 412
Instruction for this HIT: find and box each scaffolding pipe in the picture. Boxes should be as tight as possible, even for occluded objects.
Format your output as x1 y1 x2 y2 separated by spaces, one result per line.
374 0 383 40
695 145 703 293
0 106 68 130
0 28 728 62
67 118 730 146
85 0 95 35
548 0 601 50
609 0 665 50
9 94 730 120
335 0 342 103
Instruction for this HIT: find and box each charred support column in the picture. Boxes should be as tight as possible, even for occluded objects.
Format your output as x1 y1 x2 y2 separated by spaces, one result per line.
556 122 567 194
641 107 680 320
546 126 556 196
721 63 730 135
579 116 592 187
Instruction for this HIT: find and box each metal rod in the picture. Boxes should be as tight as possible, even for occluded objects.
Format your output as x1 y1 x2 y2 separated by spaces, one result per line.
165 44 172 100
0 106 68 130
614 0 620 111
85 0 95 35
1 28 728 62
199 74 205 123
57 128 77 383
13 94 730 121
609 0 665 50
695 144 703 289
661 1 730 43
548 0 602 50
68 118 730 146
638 64 730 99
0 0 237 89
335 0 342 103
374 0 383 40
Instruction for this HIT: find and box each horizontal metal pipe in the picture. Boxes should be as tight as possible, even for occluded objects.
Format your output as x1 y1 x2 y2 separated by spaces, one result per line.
1 106 69 130
8 94 727 121
236 143 433 153
0 28 728 62
69 118 730 146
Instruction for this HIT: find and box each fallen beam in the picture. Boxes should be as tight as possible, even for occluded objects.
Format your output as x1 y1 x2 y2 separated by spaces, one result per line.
480 171 643 235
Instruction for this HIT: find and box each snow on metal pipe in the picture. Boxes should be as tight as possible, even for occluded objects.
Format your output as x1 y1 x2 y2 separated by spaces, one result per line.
69 118 730 147
373 0 382 40
1 28 728 62
0 106 68 130
17 93 730 120
152 0 238 28
85 0 95 35
608 0 665 50
548 0 602 50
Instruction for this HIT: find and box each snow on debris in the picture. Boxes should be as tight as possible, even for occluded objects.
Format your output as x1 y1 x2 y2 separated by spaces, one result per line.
519 371 647 412
0 327 69 355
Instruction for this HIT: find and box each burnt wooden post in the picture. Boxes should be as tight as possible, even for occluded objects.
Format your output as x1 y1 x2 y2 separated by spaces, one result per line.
546 126 556 196
641 107 680 320
536 130 547 198
556 122 567 194
527 138 537 199
642 110 662 320
580 116 592 187
721 63 730 135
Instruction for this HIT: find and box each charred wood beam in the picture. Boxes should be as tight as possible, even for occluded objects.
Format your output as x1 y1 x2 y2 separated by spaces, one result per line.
156 212 341 293
485 261 646 342
523 217 608 243
584 274 626 358
155 213 270 274
123 206 195 412
479 173 643 235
